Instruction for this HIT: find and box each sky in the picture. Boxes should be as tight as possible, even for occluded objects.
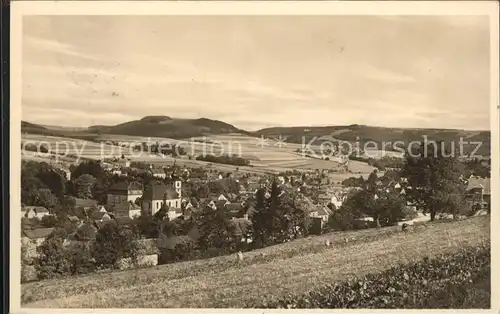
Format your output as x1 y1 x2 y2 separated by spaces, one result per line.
22 15 491 131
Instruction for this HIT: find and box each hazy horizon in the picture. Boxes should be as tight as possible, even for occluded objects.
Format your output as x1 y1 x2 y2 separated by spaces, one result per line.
23 117 491 132
22 15 491 131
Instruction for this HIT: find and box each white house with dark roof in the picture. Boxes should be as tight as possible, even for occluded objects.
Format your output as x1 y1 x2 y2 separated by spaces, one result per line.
22 206 50 219
23 227 54 246
466 175 491 210
309 206 333 223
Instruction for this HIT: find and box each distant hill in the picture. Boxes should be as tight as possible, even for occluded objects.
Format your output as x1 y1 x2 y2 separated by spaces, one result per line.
21 118 491 157
88 116 248 138
254 124 491 157
39 124 90 132
21 121 47 132
22 116 250 140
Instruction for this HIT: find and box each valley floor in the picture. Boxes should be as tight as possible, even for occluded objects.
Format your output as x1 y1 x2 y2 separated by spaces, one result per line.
21 216 490 308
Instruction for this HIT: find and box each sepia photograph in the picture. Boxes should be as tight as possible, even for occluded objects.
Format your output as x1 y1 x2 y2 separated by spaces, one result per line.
9 1 499 311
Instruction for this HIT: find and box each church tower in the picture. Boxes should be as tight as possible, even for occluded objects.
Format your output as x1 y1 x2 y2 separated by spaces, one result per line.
174 180 182 198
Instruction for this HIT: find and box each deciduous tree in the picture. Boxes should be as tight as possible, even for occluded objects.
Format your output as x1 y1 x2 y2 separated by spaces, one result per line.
402 141 466 220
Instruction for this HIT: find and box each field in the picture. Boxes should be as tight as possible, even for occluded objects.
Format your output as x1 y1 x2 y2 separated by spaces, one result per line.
21 216 490 308
21 132 376 176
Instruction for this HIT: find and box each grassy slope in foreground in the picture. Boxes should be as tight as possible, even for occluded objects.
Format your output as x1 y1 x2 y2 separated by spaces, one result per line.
22 216 490 308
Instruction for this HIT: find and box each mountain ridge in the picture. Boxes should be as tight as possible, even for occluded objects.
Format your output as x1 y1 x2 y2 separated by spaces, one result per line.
21 117 491 156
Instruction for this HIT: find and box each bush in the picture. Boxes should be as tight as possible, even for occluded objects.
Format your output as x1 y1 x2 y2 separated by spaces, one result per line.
35 234 71 280
115 257 134 270
252 242 490 309
327 209 359 231
158 236 197 264
40 215 59 228
92 224 137 269
402 206 419 220
67 241 96 275
21 265 38 283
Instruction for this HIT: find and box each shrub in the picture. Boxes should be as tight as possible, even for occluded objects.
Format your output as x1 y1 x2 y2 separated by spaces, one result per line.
67 241 96 275
21 265 38 283
252 242 490 309
158 235 197 264
115 257 134 270
40 215 59 228
327 209 358 231
401 206 419 220
92 224 137 269
35 234 71 280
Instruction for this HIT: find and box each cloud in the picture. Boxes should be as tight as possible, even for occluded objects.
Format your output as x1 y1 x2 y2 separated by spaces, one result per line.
359 64 416 84
24 36 99 61
20 15 491 131
23 107 137 128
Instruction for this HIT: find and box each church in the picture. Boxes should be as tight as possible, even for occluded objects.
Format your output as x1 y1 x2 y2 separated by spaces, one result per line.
141 180 182 216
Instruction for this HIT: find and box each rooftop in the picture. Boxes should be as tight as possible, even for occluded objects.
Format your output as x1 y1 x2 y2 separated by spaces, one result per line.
23 228 54 239
108 181 143 192
143 183 179 200
467 176 491 195
22 206 49 214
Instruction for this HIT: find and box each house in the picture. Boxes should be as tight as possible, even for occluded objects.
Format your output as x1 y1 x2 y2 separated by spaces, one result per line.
330 194 344 209
89 211 112 221
101 162 114 171
114 201 142 219
217 194 229 201
226 202 243 212
167 207 184 221
93 219 117 229
74 198 98 210
93 216 139 229
229 217 253 243
318 194 332 206
208 199 230 210
142 181 182 215
23 228 54 246
116 158 131 168
151 169 167 179
309 206 333 223
239 184 247 195
55 165 71 180
22 206 50 219
107 181 143 209
226 202 244 218
247 182 260 194
67 215 81 225
466 176 491 210
180 201 193 219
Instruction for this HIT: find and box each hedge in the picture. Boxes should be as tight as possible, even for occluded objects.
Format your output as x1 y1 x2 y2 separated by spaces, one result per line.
252 242 490 309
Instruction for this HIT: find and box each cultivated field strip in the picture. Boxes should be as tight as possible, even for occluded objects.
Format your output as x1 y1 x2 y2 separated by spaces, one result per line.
22 132 364 173
22 216 489 308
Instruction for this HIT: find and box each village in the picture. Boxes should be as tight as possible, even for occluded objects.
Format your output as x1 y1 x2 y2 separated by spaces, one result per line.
14 10 496 309
20 146 491 281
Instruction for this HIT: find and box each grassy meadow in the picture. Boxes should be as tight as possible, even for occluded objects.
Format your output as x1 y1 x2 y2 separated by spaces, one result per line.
21 216 490 308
